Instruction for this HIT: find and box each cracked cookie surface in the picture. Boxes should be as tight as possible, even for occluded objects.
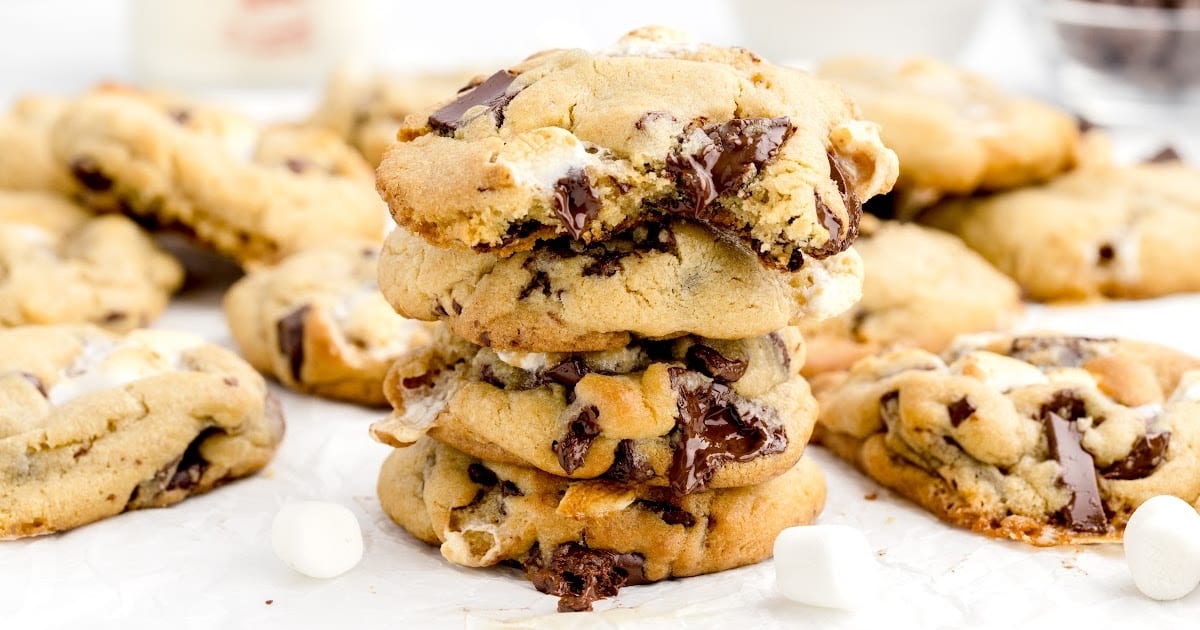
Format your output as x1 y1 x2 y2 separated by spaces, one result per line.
0 325 285 539
379 220 862 352
378 437 825 611
918 161 1200 301
371 326 815 495
0 190 183 331
376 27 897 271
815 333 1200 545
224 241 434 406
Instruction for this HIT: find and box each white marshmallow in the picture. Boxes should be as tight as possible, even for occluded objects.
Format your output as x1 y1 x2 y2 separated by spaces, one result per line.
1124 495 1200 601
773 525 880 609
271 501 364 579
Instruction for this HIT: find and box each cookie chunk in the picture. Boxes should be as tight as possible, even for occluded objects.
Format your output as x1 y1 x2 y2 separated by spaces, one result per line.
918 162 1200 301
223 242 433 406
0 190 183 331
379 220 862 352
0 96 69 192
50 87 387 267
378 437 826 611
0 326 285 539
372 326 815 495
308 65 480 166
820 57 1080 212
377 27 898 271
816 333 1200 545
798 217 1021 375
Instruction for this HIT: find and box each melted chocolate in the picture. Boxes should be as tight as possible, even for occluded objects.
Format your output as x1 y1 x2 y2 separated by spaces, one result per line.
166 427 222 491
540 358 589 389
635 111 676 131
667 117 792 216
604 439 655 484
69 156 113 191
635 499 697 527
1040 391 1107 534
518 271 552 300
808 152 862 258
1007 336 1114 368
524 543 648 612
947 397 976 427
552 169 602 239
428 70 517 134
1100 431 1170 480
1146 146 1182 164
275 305 311 382
19 372 46 397
467 463 499 487
684 344 748 383
553 406 602 474
666 367 787 496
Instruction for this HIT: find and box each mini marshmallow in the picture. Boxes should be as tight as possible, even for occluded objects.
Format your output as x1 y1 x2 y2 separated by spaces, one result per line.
774 525 880 609
272 501 364 579
1124 495 1200 601
953 350 1049 393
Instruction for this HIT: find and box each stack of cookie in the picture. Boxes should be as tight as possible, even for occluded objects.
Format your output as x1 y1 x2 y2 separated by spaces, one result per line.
368 28 899 611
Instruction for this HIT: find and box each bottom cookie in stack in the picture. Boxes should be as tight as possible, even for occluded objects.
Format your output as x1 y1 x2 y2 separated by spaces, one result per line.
378 437 826 612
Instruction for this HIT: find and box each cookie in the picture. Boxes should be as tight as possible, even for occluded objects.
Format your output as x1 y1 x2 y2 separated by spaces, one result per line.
0 190 183 331
918 162 1200 301
798 217 1022 375
379 220 863 353
308 65 480 166
815 333 1200 545
0 325 285 539
819 57 1080 212
49 87 387 267
371 326 815 495
223 241 433 406
0 96 69 192
377 437 826 611
377 27 898 272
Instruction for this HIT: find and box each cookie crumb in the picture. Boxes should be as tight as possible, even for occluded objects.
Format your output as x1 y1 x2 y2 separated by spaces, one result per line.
864 492 878 501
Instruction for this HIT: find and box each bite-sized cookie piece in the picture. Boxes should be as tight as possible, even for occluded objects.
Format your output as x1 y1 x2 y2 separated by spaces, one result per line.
918 162 1200 301
308 65 480 166
377 27 898 271
0 96 69 192
223 241 433 406
372 326 815 496
0 325 285 539
378 437 826 612
820 57 1079 212
798 217 1021 375
0 190 183 331
380 220 863 353
815 333 1200 545
50 87 386 267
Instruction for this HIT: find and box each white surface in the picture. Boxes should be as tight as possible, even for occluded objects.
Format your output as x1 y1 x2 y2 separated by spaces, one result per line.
773 524 880 610
1123 495 1200 602
271 501 364 580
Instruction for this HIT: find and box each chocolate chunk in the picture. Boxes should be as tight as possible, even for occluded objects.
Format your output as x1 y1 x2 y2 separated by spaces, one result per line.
540 358 589 388
1040 391 1108 534
1101 431 1170 480
947 397 976 427
518 271 553 300
685 344 748 383
401 372 436 390
552 169 602 239
19 372 47 397
1146 146 1182 164
667 367 787 495
1098 243 1116 263
275 305 311 382
667 117 792 216
604 440 655 484
553 406 602 474
1007 336 1114 368
101 311 127 324
69 156 113 191
467 463 499 487
862 191 897 220
428 70 517 134
524 543 648 613
167 427 222 491
808 152 862 258
478 364 506 388
635 499 696 527
168 108 191 125
581 251 624 277
284 158 311 174
500 481 523 498
635 111 676 131
1076 115 1097 133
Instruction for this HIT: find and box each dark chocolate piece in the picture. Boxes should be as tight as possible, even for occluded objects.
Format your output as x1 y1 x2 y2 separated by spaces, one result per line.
635 111 676 131
166 427 222 491
284 158 311 174
518 271 553 300
1146 146 1182 163
947 397 976 427
19 372 47 396
552 169 602 239
524 543 648 613
540 358 589 388
666 367 787 495
275 304 311 382
69 156 113 192
808 152 862 258
428 70 517 134
667 117 792 216
635 499 697 527
604 439 655 484
553 406 602 474
684 344 748 383
1100 431 1170 480
1007 336 1114 368
467 463 499 487
1040 391 1108 534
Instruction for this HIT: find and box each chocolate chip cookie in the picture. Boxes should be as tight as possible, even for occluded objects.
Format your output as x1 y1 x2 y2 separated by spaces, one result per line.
50 87 387 267
816 333 1200 545
0 95 69 192
798 217 1022 375
0 190 183 331
377 436 826 611
918 161 1200 301
379 220 863 353
819 57 1080 213
0 325 285 539
371 326 814 495
376 26 898 272
223 241 433 406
